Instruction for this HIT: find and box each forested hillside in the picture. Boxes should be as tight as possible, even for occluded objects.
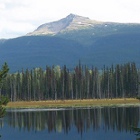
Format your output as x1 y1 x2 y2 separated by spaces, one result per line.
1 62 140 101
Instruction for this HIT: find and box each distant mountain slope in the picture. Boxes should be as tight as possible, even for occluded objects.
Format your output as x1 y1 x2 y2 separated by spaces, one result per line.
0 14 140 72
0 36 84 72
83 32 140 67
27 14 103 36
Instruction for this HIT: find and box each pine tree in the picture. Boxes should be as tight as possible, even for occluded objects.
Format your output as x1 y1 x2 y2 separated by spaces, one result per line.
0 63 9 118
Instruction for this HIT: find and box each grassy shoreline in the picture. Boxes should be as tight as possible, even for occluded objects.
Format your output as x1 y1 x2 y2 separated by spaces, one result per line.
6 98 140 108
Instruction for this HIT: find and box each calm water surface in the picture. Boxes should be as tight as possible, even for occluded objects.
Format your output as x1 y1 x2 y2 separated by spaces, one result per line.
0 106 140 140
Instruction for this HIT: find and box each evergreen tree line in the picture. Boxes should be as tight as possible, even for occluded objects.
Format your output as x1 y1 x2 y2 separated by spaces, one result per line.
1 62 140 101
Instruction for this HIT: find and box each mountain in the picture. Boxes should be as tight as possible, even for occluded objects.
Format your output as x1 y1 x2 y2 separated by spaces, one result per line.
0 14 140 72
27 14 102 36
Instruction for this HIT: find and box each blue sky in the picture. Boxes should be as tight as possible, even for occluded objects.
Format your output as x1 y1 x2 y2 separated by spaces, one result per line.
0 0 140 39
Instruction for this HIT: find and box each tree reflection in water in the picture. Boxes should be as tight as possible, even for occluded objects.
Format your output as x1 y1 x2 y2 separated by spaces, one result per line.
4 107 140 135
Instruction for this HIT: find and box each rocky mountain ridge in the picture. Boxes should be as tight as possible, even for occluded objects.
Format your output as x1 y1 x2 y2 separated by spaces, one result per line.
27 14 103 36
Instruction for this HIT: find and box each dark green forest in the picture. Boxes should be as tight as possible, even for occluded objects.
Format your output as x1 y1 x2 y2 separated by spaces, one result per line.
1 62 140 101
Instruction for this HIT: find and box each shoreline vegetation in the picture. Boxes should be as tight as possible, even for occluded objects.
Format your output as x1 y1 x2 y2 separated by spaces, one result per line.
6 98 140 108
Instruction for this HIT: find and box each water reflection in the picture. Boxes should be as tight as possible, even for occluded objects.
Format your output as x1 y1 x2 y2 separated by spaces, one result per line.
4 106 140 134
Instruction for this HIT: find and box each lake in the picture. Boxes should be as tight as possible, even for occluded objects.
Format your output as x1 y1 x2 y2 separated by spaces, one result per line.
0 106 140 140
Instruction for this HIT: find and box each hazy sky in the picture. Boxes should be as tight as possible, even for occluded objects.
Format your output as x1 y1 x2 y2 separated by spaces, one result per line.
1 0 140 39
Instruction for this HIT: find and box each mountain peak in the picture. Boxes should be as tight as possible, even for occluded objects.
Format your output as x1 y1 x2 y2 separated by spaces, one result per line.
65 13 90 21
66 13 76 19
27 14 101 36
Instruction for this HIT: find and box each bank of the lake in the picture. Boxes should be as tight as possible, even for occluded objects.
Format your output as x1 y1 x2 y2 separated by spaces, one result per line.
6 98 140 108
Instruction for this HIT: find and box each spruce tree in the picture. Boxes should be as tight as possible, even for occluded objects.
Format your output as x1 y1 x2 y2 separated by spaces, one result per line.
0 63 9 118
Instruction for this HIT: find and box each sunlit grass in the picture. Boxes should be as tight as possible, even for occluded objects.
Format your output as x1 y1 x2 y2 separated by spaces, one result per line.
6 98 140 108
